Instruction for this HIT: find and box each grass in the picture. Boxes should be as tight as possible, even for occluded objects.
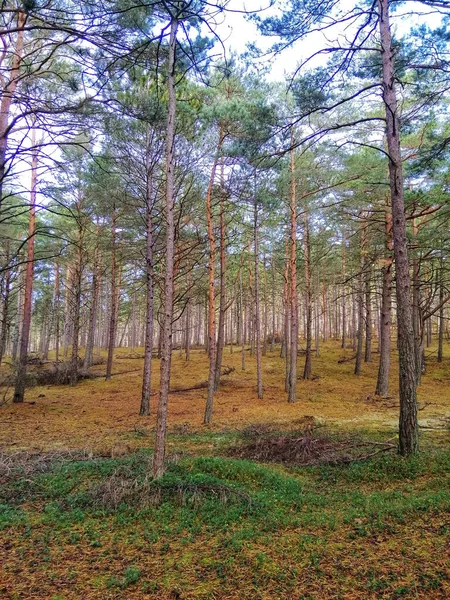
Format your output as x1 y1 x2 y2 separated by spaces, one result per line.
1 435 450 599
1 342 450 598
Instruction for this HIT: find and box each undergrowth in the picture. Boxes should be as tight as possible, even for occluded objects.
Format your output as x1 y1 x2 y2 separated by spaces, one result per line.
1 434 450 599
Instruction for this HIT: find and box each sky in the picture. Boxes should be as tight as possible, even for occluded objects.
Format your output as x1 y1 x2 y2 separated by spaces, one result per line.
211 0 446 81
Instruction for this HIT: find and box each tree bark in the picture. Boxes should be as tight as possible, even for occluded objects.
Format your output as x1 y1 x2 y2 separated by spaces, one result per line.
378 0 418 455
375 197 393 396
288 134 298 403
303 206 312 380
437 263 444 363
84 228 100 370
140 147 155 416
214 161 226 390
106 207 117 380
0 241 11 366
153 14 178 478
13 135 37 403
254 179 263 399
204 126 224 424
70 192 84 386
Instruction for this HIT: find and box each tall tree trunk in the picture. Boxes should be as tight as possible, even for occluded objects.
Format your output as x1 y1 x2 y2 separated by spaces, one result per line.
13 136 37 403
240 269 246 370
70 194 83 386
254 181 263 399
364 265 372 362
271 257 276 352
288 134 298 403
53 263 60 363
412 220 423 385
204 126 224 423
214 164 226 390
375 197 393 396
303 207 312 380
262 255 268 357
185 268 191 361
153 15 178 478
106 207 117 380
0 241 11 366
355 217 365 376
379 0 418 455
140 153 155 416
437 263 444 363
283 235 290 391
341 235 347 349
84 230 100 370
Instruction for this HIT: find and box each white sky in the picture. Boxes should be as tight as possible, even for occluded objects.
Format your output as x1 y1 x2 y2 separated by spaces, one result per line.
212 0 446 81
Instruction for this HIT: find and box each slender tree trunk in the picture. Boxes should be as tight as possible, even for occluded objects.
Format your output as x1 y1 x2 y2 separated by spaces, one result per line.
271 257 276 352
204 126 225 423
140 155 155 416
0 241 11 366
254 181 263 399
153 15 178 478
412 220 423 385
303 207 312 380
70 195 83 386
84 230 100 370
341 235 347 349
214 164 226 390
355 217 365 376
438 264 444 363
262 255 268 357
288 134 298 403
364 264 372 362
239 269 246 370
376 198 393 396
106 207 117 380
283 236 290 391
13 136 37 404
379 0 418 455
185 268 191 361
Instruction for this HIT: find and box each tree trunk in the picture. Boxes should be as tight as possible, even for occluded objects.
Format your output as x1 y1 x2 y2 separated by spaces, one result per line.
437 264 444 363
140 151 155 416
364 264 372 362
378 0 418 455
341 235 347 349
204 126 224 424
288 134 298 403
214 164 226 390
153 15 178 479
271 257 276 352
303 207 312 380
240 269 246 370
13 136 37 404
84 230 100 370
70 194 84 386
0 241 11 366
106 207 117 380
254 182 263 399
375 198 393 396
185 270 191 361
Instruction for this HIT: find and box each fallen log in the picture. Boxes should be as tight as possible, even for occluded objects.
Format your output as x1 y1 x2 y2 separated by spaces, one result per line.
338 355 357 364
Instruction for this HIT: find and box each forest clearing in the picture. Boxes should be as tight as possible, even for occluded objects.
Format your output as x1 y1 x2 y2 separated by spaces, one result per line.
2 0 450 598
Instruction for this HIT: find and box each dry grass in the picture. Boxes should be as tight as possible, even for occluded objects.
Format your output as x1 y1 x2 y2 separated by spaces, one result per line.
1 341 450 453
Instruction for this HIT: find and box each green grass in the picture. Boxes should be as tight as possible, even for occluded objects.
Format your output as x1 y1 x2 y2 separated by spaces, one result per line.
1 432 450 598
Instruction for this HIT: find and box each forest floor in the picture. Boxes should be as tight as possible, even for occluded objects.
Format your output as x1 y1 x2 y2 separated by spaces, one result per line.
1 341 450 599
